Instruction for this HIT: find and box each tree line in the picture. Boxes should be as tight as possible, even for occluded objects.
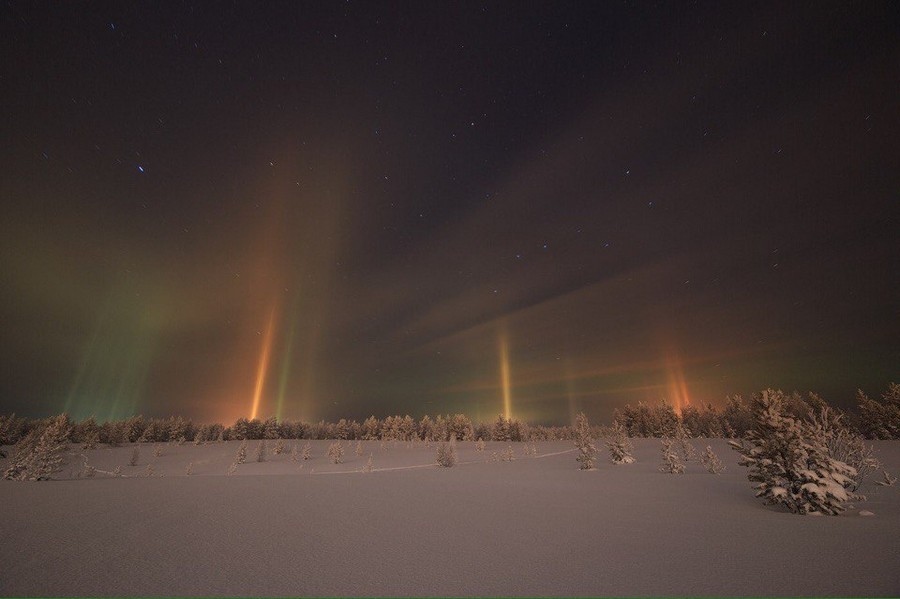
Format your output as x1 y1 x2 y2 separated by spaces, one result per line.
0 383 897 449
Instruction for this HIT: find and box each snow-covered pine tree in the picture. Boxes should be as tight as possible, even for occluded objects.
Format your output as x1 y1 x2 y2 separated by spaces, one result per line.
355 440 363 456
236 439 248 464
659 438 685 474
502 444 515 462
130 445 140 466
3 427 40 480
436 437 457 467
574 412 597 470
809 406 880 493
364 453 374 472
728 389 859 515
327 440 344 464
290 443 299 462
302 441 311 460
700 445 725 474
605 421 635 465
475 437 486 451
273 439 285 455
256 440 267 462
21 415 72 481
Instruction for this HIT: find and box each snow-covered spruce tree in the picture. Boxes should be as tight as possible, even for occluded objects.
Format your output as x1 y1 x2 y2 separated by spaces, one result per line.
256 440 267 462
605 421 635 465
273 439 285 455
193 425 206 445
302 441 311 460
355 440 363 456
475 437 486 451
659 438 685 474
728 389 859 515
502 445 515 462
700 445 725 474
574 412 597 470
236 439 248 464
364 453 374 472
327 440 344 464
129 445 140 466
674 422 697 462
436 437 457 467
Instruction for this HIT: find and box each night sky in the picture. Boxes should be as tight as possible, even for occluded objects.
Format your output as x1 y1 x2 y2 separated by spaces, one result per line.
1 2 897 426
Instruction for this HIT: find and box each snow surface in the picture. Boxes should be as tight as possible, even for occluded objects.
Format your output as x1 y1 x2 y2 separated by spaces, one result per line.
1 438 898 597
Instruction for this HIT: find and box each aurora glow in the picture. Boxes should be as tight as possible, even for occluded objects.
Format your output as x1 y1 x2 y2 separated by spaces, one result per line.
250 308 277 421
0 3 897 424
500 332 513 420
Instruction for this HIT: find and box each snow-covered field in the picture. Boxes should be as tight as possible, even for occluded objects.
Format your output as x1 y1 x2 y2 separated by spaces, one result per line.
2 438 898 597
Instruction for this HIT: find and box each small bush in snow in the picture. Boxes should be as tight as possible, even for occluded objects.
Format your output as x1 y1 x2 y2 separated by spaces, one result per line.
236 439 248 464
186 462 193 476
273 439 285 455
290 443 299 462
875 470 896 487
302 441 312 460
227 462 237 475
605 422 635 465
700 445 725 474
364 454 374 472
574 412 597 470
144 464 155 477
475 438 486 451
502 445 515 462
436 438 457 467
728 389 860 515
355 440 363 456
153 444 163 457
256 440 267 462
327 440 344 464
659 438 685 474
129 446 140 466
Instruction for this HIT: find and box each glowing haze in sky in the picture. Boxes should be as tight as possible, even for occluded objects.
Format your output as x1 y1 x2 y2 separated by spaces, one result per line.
1 3 897 425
